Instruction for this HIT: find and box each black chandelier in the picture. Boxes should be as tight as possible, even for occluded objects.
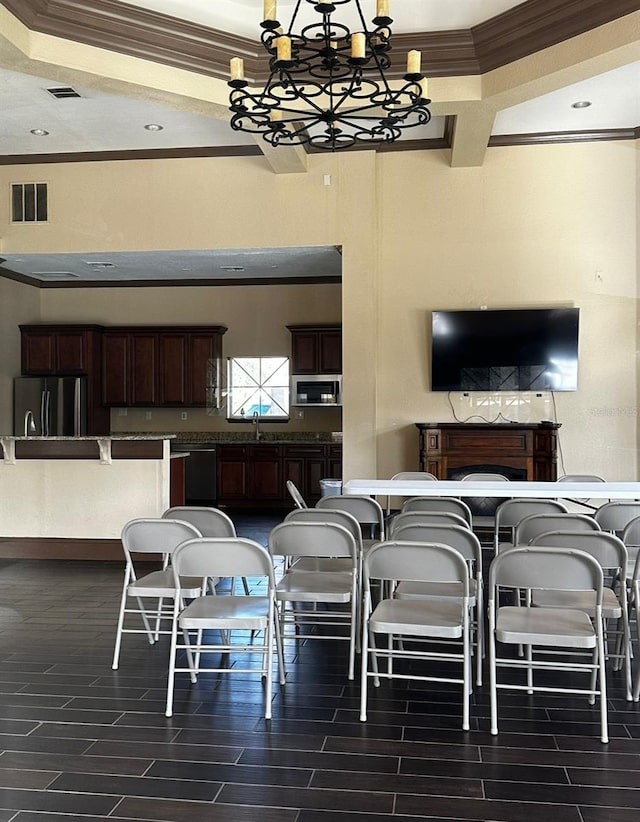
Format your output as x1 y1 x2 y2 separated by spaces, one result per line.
228 0 431 151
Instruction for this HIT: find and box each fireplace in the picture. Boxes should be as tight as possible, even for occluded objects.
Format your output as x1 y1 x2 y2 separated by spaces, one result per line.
415 422 560 483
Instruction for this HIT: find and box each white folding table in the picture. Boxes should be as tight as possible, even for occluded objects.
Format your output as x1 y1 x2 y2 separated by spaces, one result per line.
342 479 640 500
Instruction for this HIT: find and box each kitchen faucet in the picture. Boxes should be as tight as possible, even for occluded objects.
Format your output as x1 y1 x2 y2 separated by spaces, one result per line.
252 410 262 441
24 410 36 437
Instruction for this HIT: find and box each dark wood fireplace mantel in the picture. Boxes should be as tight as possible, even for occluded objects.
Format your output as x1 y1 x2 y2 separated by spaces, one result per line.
415 422 560 481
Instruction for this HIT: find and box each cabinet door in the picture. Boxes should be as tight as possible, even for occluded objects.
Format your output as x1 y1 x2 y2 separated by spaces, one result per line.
318 331 342 373
290 331 318 374
159 334 188 406
102 332 129 406
217 446 249 502
21 330 55 374
129 333 158 406
55 330 88 373
250 446 283 500
328 445 343 480
190 333 221 407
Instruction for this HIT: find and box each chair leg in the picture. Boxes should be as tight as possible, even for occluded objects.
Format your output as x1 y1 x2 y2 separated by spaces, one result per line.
463 614 470 731
359 617 369 721
111 582 129 670
489 619 498 736
165 601 180 718
596 621 609 744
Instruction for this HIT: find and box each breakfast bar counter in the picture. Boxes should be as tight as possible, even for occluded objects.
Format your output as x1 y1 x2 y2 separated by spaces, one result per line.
0 436 177 554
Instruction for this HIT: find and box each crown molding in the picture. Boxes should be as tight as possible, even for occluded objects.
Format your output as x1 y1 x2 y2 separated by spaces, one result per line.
2 0 640 81
489 127 639 147
0 145 262 165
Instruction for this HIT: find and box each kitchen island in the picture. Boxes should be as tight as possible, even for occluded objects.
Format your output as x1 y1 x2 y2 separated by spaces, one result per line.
0 436 181 559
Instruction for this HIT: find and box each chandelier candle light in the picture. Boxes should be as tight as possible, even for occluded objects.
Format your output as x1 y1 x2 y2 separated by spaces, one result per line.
228 0 431 151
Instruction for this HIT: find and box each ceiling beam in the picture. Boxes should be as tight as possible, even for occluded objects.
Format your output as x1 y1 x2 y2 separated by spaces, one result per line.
255 139 308 174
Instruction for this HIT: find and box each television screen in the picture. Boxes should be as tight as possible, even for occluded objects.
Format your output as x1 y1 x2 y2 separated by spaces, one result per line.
430 308 579 392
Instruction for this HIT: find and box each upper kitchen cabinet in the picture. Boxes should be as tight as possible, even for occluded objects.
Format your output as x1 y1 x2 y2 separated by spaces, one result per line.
102 326 227 407
20 325 102 375
20 324 110 435
287 324 342 374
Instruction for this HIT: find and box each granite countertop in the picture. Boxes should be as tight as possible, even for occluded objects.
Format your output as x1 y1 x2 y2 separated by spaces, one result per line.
117 431 342 445
3 435 177 441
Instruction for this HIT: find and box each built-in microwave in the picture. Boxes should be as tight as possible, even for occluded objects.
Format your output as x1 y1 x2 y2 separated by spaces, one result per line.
291 375 342 406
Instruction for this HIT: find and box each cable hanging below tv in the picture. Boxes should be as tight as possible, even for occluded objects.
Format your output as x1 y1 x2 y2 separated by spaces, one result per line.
430 307 579 392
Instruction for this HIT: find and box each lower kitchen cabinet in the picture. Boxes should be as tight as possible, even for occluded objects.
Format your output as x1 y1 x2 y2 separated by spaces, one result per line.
217 442 342 508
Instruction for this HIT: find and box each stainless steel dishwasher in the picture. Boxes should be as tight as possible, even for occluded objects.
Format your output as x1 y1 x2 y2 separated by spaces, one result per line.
172 443 217 504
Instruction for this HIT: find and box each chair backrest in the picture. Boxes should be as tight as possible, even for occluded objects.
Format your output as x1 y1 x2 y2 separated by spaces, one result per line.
121 518 202 557
389 522 481 566
489 546 604 601
364 540 469 592
400 496 472 524
495 498 570 531
513 512 600 547
558 474 606 483
390 510 470 535
284 507 363 551
171 537 275 584
315 494 385 539
460 472 509 482
286 480 308 509
162 506 236 538
529 530 627 573
390 471 438 482
269 521 358 564
621 515 640 548
594 501 640 534
386 472 438 514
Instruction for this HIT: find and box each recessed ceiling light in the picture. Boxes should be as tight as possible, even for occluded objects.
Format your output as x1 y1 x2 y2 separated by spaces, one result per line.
571 101 592 109
220 266 245 272
30 128 49 136
144 123 164 131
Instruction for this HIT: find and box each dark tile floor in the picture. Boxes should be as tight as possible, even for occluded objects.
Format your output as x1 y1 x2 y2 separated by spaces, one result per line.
0 512 639 822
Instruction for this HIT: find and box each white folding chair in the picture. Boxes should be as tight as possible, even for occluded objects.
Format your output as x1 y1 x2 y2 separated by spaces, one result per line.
286 480 308 509
112 518 203 670
385 471 438 516
400 496 472 525
595 501 640 538
494 498 569 553
558 473 607 513
628 551 640 701
165 536 285 718
390 510 471 536
162 506 249 594
488 546 608 743
360 540 472 730
268 521 359 680
512 512 600 548
391 523 484 685
316 494 385 551
530 530 632 700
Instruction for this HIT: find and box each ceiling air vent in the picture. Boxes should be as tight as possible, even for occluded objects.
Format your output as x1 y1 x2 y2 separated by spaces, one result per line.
46 86 82 99
34 271 80 280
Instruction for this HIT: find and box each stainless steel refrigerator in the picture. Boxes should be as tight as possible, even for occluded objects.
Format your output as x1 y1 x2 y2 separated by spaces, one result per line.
13 376 88 436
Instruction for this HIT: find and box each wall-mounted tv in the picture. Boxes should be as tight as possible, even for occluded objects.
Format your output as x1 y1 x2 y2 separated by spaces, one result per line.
431 307 580 392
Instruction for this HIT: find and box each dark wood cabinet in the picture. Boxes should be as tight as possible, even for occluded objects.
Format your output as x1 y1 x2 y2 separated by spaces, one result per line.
217 442 342 508
415 422 560 481
287 324 342 374
21 325 99 375
20 325 109 435
102 326 226 407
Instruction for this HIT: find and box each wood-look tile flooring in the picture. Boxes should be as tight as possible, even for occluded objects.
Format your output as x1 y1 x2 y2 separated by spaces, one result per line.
0 512 639 822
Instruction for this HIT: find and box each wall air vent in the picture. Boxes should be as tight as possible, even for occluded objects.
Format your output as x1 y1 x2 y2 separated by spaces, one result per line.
46 86 82 99
11 183 48 223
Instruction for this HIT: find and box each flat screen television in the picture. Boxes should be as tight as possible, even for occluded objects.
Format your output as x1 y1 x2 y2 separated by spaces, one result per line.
430 307 579 392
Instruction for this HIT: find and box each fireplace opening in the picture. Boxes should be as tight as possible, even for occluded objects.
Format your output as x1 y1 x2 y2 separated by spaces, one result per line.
448 464 526 516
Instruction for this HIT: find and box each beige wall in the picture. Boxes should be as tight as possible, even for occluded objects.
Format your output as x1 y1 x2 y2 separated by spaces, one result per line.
0 277 40 433
0 140 637 478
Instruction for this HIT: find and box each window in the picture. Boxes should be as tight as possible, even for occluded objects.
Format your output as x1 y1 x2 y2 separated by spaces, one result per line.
227 357 290 419
12 183 48 222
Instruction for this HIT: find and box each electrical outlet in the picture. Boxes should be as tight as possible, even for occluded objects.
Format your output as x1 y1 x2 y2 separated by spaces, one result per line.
145 411 153 421
295 409 305 419
117 408 127 416
181 411 188 421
